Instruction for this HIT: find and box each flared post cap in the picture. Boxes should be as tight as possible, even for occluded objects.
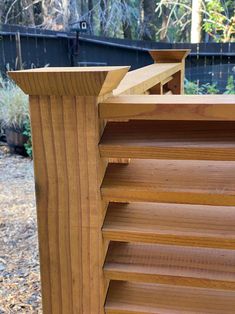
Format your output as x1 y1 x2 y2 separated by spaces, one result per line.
149 49 191 63
8 66 130 96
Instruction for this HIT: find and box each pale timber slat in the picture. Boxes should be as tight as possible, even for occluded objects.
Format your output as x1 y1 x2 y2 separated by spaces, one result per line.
100 95 235 120
104 242 235 290
105 281 235 314
100 121 235 160
101 159 235 206
102 202 235 249
113 63 181 95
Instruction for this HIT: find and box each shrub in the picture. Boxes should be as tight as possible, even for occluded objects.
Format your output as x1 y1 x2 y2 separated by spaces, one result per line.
185 76 234 95
23 118 33 158
0 75 32 157
0 75 29 129
224 76 235 94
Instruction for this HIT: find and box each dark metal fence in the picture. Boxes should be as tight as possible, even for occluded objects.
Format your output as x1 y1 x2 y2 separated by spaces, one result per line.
0 24 234 92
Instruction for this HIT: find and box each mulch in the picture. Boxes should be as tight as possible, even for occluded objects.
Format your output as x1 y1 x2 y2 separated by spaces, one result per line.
0 145 42 313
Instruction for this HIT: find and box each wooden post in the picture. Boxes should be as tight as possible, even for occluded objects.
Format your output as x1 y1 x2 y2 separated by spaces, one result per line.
9 66 129 314
149 49 190 94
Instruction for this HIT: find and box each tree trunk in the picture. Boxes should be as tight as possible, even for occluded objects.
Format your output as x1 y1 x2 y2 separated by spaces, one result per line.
143 0 156 41
121 0 132 39
21 0 35 26
100 0 109 36
68 0 78 26
88 0 94 31
160 5 169 42
0 0 4 23
191 0 202 43
81 0 86 16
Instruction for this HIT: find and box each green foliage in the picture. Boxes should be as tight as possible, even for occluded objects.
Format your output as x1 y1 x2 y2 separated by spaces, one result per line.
185 76 234 95
224 75 235 94
203 0 235 42
0 75 32 157
0 75 29 129
23 118 33 158
184 80 199 94
201 83 219 94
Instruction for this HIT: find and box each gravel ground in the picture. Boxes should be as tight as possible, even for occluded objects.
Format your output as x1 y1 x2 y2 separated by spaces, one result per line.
0 146 42 313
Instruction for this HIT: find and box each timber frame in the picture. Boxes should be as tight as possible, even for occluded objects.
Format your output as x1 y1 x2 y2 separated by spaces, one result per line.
9 49 235 314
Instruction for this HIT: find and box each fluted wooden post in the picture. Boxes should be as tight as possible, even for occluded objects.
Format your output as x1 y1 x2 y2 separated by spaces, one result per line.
9 66 129 314
149 49 190 94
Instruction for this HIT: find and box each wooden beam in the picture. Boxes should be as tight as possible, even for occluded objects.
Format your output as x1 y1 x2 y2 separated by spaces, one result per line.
100 120 235 161
104 242 235 289
103 202 235 249
113 63 181 95
100 95 235 121
106 281 235 314
102 159 235 206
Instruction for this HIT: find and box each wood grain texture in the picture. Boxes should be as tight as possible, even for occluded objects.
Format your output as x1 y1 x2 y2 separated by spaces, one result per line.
100 120 235 160
113 63 181 95
102 202 235 249
30 94 108 313
9 66 129 96
100 95 235 120
105 281 235 314
104 242 235 290
102 159 235 206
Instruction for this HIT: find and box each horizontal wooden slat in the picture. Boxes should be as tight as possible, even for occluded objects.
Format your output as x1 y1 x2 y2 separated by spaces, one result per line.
104 242 235 290
100 121 235 160
100 95 235 120
102 202 235 249
105 281 235 314
101 159 235 206
113 63 181 95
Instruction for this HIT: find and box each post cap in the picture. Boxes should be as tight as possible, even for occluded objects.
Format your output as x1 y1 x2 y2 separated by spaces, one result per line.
8 66 130 96
149 49 191 63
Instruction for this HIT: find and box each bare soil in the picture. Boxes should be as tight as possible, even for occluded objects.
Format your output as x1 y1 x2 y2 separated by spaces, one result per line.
0 146 42 313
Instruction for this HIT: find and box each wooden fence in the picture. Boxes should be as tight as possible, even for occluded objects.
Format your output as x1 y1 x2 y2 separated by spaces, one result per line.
9 50 235 313
1 24 235 92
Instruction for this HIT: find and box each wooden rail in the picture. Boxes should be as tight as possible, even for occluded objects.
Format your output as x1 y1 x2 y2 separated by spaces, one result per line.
100 95 235 120
114 49 189 96
9 49 235 314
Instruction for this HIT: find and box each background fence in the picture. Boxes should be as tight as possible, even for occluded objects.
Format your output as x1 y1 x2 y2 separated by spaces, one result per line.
0 24 234 92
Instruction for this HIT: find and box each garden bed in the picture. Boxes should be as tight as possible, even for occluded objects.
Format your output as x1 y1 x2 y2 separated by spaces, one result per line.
0 145 41 313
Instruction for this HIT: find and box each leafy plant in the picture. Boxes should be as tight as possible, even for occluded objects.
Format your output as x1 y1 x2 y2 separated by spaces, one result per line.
201 83 219 94
23 118 33 158
184 77 233 95
224 75 235 94
184 79 200 94
0 75 29 129
203 0 235 43
0 75 32 157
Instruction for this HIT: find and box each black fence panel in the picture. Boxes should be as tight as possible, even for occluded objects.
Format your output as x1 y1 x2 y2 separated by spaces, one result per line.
0 24 234 92
0 24 73 73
